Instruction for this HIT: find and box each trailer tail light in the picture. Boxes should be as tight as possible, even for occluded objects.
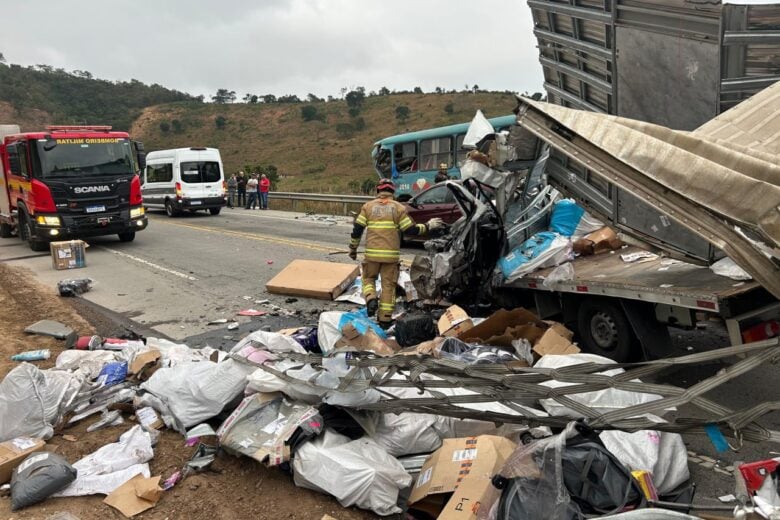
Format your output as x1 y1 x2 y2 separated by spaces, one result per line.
742 320 780 343
222 180 227 194
130 175 143 205
31 179 57 213
175 182 183 199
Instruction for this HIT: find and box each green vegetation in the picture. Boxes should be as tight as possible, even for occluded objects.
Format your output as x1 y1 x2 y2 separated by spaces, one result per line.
0 60 194 130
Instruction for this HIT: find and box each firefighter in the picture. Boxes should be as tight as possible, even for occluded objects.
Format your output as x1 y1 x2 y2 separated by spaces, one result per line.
349 178 444 326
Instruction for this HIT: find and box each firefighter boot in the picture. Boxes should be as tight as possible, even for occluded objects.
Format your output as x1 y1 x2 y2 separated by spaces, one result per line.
366 298 378 317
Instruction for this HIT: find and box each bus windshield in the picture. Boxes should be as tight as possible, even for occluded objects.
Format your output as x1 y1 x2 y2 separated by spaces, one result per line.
35 138 135 178
372 114 516 199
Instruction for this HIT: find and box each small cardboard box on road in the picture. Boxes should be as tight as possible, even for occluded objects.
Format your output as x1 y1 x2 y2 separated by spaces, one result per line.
0 437 46 484
50 240 87 270
408 435 517 520
266 259 359 300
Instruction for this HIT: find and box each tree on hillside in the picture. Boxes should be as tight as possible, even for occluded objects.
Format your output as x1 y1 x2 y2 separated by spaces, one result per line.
413 86 423 94
212 88 236 104
301 105 324 122
0 52 5 64
444 102 454 114
72 70 93 79
215 115 227 129
278 94 302 103
306 93 322 103
261 94 276 103
395 105 410 123
435 86 443 94
345 88 365 114
472 84 480 94
159 121 170 133
379 86 390 96
243 93 259 103
171 119 183 133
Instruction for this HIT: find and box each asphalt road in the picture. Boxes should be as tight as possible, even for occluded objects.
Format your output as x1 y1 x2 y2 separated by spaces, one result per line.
1 206 779 507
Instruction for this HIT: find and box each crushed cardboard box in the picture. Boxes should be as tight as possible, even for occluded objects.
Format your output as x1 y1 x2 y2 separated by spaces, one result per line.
408 435 517 520
334 324 398 356
103 474 162 518
266 260 359 300
0 437 46 484
438 305 474 337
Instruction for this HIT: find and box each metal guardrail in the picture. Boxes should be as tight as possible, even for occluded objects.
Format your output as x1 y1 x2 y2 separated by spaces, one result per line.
271 192 372 214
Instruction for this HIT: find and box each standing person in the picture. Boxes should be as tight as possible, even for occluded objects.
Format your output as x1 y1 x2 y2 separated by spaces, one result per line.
245 174 259 209
348 178 443 327
226 174 237 208
236 171 247 208
259 173 271 210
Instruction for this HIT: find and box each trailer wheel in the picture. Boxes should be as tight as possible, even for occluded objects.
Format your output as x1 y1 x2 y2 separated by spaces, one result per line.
165 199 179 218
209 207 221 216
118 232 136 242
0 222 13 238
19 213 48 252
576 299 637 362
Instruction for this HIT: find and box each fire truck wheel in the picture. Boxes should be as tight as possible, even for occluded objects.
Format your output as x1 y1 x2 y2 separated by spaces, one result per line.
19 213 48 252
118 232 136 242
0 222 12 238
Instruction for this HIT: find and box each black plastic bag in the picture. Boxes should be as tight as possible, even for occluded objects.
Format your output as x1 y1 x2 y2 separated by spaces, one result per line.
11 452 77 510
57 278 92 297
394 313 436 347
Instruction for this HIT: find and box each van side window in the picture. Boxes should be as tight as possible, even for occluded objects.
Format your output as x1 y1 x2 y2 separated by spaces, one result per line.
146 163 173 183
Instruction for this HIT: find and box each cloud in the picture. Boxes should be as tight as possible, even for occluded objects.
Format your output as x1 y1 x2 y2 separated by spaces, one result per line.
2 0 543 98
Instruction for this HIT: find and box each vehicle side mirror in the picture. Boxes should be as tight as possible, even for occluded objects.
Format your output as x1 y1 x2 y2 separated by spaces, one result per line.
43 139 57 152
408 200 421 209
137 151 146 171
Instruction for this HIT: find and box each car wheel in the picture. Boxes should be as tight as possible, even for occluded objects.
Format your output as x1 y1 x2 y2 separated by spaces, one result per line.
209 207 221 216
118 232 136 242
165 199 179 218
576 298 637 362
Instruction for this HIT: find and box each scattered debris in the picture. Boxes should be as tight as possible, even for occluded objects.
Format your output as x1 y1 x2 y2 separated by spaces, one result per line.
23 320 74 340
10 452 77 510
11 349 51 362
207 318 229 325
237 309 266 316
57 278 93 297
103 474 162 518
266 259 359 300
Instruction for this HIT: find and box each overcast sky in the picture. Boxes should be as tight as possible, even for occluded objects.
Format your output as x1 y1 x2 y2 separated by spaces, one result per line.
2 0 543 99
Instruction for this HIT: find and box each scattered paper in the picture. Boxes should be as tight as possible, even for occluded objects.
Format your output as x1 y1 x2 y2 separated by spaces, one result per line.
621 251 658 264
207 318 228 325
238 309 266 316
718 494 736 503
104 474 162 518
227 322 239 330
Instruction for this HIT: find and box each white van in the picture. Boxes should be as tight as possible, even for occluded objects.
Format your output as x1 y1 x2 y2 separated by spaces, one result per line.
141 147 226 216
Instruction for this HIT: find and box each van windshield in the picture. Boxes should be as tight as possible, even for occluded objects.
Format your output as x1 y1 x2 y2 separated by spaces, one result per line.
181 161 221 183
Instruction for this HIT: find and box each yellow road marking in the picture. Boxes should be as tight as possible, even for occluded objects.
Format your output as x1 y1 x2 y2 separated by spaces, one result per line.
155 219 413 265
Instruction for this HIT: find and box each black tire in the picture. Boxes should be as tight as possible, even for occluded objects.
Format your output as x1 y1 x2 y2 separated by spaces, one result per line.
0 222 13 238
576 298 637 362
19 214 48 252
118 231 136 242
209 207 221 216
165 199 179 218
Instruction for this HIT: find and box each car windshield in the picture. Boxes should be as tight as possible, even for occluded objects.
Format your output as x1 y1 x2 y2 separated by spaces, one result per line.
181 161 221 183
35 138 135 178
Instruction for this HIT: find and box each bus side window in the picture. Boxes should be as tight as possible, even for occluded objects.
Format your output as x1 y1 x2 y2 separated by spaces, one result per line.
394 142 418 173
420 136 452 171
456 134 468 167
375 148 392 176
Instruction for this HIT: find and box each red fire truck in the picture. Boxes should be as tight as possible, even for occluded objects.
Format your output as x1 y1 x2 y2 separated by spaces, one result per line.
0 125 148 251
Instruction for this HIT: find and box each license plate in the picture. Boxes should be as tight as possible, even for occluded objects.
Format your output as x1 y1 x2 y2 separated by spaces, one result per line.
85 205 106 213
190 200 202 206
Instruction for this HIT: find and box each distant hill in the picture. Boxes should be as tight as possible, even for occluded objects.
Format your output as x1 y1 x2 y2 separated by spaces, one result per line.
0 62 194 131
131 92 518 193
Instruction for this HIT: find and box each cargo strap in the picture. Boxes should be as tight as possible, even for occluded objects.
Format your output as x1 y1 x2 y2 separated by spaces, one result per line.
230 337 780 444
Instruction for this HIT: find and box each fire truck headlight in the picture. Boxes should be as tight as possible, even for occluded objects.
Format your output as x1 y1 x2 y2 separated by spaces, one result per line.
36 216 61 226
130 207 145 219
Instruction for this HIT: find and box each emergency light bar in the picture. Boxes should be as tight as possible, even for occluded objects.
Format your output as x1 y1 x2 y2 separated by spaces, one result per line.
46 125 113 132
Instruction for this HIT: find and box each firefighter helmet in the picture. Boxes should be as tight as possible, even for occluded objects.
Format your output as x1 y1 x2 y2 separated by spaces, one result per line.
376 178 395 193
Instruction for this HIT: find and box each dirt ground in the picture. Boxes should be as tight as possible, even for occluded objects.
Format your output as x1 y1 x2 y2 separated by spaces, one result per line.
0 263 377 520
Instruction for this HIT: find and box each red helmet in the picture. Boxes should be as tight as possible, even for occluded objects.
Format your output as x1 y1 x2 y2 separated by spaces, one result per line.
376 178 395 193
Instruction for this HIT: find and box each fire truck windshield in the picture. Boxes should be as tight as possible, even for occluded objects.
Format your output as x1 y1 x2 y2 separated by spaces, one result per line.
34 138 135 178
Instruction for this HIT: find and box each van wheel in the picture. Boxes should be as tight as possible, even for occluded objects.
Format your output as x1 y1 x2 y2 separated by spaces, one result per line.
118 232 136 242
165 200 179 217
576 299 637 362
19 213 48 252
0 222 13 238
209 207 221 216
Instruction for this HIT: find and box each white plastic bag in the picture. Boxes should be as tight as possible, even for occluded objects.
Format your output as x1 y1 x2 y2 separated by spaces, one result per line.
0 364 84 442
535 353 665 418
463 110 495 148
56 350 120 379
293 430 412 516
710 256 752 281
543 262 575 289
600 420 690 494
54 425 153 497
370 413 442 457
141 359 253 431
460 160 508 186
318 311 346 354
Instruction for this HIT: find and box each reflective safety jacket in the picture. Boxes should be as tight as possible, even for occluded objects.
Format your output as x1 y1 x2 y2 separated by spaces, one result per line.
350 193 426 263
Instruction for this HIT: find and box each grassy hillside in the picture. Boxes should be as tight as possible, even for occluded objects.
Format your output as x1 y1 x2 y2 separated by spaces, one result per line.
131 92 517 193
0 63 194 131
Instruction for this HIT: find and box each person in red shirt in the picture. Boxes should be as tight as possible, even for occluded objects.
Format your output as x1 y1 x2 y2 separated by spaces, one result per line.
259 174 271 210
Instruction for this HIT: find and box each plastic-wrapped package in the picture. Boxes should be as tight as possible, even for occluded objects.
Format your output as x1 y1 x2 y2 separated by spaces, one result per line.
438 338 519 365
370 412 442 456
141 359 254 432
11 452 77 510
543 263 575 290
499 232 573 280
57 278 93 297
318 311 345 354
293 430 412 516
54 426 153 497
56 350 120 379
394 314 436 347
535 353 665 418
0 364 84 442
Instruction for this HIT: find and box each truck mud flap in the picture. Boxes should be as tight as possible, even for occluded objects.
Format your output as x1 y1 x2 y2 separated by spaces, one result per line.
620 299 674 360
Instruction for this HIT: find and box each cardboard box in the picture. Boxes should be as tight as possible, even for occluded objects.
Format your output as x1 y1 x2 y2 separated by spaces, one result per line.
408 435 517 520
50 240 87 270
266 260 359 300
532 327 580 357
438 305 474 337
0 437 46 484
458 308 544 347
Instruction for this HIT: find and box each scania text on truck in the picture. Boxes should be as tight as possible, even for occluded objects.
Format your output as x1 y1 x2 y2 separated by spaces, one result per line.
0 125 148 251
